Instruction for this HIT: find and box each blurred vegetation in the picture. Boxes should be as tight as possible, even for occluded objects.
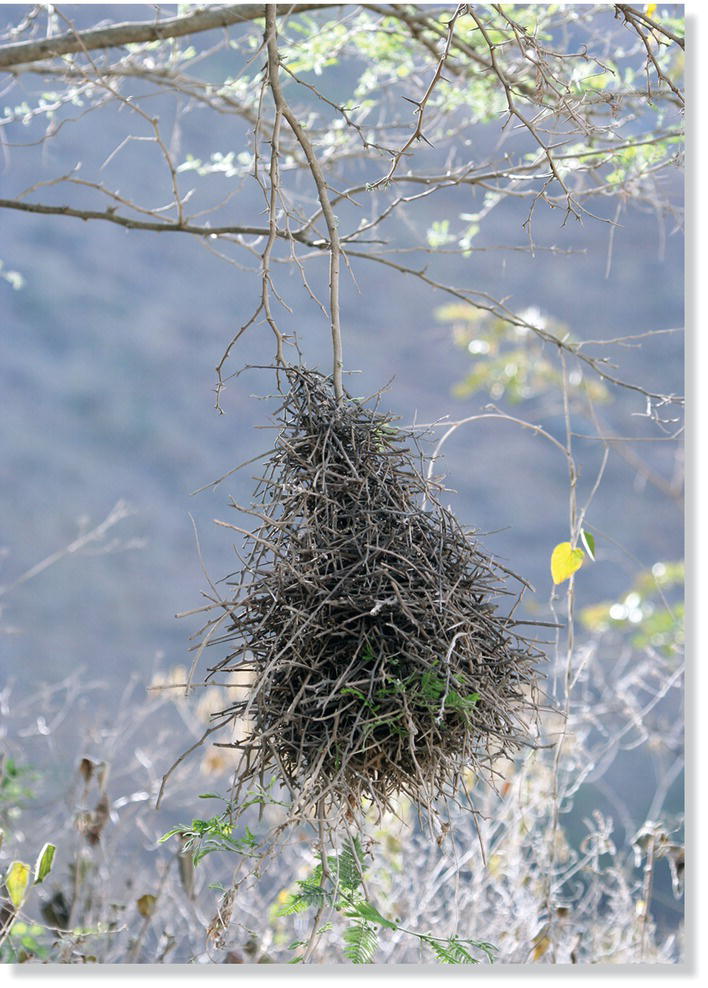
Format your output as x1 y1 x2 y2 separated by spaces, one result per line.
0 0 684 966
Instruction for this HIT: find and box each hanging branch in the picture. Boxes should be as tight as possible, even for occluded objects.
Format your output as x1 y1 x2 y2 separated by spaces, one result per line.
264 5 343 401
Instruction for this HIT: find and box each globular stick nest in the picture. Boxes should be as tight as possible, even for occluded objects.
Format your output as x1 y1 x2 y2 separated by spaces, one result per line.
204 368 544 828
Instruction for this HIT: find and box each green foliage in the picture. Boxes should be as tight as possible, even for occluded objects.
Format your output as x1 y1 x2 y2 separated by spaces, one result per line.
343 921 378 963
176 149 254 179
426 220 455 249
0 828 58 963
160 784 289 864
343 899 397 930
416 669 480 717
420 933 496 964
604 137 683 188
334 835 366 891
337 649 481 747
283 15 349 75
580 561 684 655
33 843 56 885
273 837 496 964
0 920 49 962
438 304 609 405
0 757 38 818
159 802 259 865
277 879 329 916
581 530 596 562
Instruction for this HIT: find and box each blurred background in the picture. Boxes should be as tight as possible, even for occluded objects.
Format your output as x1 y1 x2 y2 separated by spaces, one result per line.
0 3 684 961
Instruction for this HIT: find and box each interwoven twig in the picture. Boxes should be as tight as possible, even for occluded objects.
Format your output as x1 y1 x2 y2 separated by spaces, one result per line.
202 368 543 829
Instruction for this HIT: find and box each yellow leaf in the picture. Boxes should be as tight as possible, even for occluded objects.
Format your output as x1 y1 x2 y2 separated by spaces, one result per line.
136 893 157 918
551 542 585 585
5 860 31 910
530 926 551 961
645 3 657 17
487 853 503 877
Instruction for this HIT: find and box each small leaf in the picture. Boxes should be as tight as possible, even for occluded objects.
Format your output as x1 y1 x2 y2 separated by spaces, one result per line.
33 843 56 885
580 529 596 561
345 901 397 930
551 542 585 585
5 860 31 909
136 893 157 918
343 921 379 963
158 827 184 843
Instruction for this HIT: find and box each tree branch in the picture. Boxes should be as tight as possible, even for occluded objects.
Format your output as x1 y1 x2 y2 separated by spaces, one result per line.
0 195 286 240
0 3 336 70
370 3 465 189
614 4 685 49
265 4 344 401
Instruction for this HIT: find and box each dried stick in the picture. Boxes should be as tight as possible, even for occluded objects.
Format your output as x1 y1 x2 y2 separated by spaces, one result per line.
264 5 344 401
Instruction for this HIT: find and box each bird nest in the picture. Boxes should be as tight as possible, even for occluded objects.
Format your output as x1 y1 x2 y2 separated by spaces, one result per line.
203 368 543 828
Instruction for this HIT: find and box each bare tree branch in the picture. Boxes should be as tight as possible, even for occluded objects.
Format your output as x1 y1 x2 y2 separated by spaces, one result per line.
0 3 336 70
0 195 275 237
265 5 344 401
370 3 465 189
615 4 685 49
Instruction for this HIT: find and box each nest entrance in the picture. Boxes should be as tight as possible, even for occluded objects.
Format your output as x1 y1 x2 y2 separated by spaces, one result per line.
207 368 543 827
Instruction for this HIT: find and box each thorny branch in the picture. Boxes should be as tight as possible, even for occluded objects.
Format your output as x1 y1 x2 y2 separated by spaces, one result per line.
370 3 466 189
0 4 683 407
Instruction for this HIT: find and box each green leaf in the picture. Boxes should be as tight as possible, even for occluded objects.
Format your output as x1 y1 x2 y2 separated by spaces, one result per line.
551 541 585 585
158 827 184 843
343 921 379 963
33 843 56 885
581 529 596 561
5 860 31 909
344 900 397 930
335 837 366 890
276 880 328 916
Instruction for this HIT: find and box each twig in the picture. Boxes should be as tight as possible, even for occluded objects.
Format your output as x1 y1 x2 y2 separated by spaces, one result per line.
264 6 344 401
370 4 465 189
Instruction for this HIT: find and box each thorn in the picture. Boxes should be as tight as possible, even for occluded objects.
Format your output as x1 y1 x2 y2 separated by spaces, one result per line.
401 95 421 107
418 133 436 149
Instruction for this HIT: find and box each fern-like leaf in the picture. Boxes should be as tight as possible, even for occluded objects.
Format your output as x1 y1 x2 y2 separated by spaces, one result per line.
336 837 366 891
277 880 328 916
423 935 480 964
343 922 378 964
